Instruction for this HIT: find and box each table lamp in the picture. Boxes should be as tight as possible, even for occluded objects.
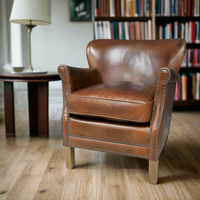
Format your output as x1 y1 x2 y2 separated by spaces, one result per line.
9 0 51 73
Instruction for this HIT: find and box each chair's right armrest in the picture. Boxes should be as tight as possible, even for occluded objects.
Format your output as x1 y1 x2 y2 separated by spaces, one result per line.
149 68 180 161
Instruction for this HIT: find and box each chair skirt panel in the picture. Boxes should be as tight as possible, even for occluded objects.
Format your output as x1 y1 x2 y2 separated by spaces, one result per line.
65 116 150 159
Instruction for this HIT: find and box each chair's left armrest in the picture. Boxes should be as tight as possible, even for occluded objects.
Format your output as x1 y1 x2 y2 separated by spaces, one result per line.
149 68 180 161
58 64 103 146
58 64 103 95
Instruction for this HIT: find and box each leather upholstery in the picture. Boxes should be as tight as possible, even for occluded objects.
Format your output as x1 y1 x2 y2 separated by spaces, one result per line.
149 68 180 160
69 116 150 146
58 39 186 162
67 82 154 123
87 39 185 87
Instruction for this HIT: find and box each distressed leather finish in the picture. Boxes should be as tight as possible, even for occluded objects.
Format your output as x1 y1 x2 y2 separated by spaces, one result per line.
67 82 154 123
58 39 186 162
87 39 185 87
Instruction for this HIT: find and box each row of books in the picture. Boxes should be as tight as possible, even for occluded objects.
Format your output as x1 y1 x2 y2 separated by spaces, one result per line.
182 49 200 67
156 21 200 43
95 0 151 17
175 73 200 100
156 0 200 16
94 20 152 40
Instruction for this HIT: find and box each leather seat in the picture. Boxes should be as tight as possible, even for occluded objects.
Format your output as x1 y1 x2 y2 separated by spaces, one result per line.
67 81 155 123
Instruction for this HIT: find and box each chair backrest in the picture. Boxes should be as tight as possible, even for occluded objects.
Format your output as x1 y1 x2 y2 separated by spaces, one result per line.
86 39 186 87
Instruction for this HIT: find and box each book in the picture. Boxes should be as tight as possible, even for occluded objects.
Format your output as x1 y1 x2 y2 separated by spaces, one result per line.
182 75 187 100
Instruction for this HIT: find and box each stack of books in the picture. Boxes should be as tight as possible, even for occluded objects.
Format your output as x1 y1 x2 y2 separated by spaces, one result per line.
95 20 152 39
175 73 200 100
181 49 200 67
95 0 151 17
157 21 200 43
156 0 200 16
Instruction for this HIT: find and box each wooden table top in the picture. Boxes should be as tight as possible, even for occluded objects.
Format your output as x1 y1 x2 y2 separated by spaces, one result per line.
0 71 60 82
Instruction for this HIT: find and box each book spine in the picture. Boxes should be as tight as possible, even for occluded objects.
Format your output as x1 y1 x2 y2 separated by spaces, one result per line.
172 0 175 15
145 22 148 39
130 0 134 16
135 21 140 40
141 0 144 16
118 22 122 39
130 22 133 40
119 0 122 16
191 21 195 43
110 22 114 39
193 49 198 67
148 20 152 39
175 0 179 15
115 0 119 16
95 0 99 17
121 0 124 16
182 75 187 100
196 73 200 99
124 0 127 16
175 82 179 100
125 22 129 40
95 22 98 39
146 0 150 16
133 22 136 40
103 21 107 38
198 49 200 67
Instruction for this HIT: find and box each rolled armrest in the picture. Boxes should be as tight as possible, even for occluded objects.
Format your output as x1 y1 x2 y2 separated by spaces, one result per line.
58 64 103 146
58 65 103 94
167 68 180 83
149 67 179 161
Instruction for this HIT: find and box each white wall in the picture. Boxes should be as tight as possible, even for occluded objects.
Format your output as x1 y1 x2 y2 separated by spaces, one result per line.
31 0 93 88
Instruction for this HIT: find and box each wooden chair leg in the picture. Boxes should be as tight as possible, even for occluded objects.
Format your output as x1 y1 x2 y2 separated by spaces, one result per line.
64 146 75 169
149 160 159 184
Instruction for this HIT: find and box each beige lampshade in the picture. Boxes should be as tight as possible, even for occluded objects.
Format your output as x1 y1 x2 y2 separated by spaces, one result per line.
10 0 51 25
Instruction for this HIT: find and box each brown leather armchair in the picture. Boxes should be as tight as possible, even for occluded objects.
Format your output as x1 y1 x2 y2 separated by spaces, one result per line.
58 39 186 184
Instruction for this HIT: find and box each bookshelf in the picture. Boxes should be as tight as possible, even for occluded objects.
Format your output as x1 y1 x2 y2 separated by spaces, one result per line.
93 0 200 107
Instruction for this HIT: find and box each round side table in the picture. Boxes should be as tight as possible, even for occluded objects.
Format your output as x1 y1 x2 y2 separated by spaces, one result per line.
0 72 60 137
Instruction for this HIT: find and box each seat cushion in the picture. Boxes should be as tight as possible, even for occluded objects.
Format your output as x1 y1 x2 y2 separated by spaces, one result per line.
66 81 155 123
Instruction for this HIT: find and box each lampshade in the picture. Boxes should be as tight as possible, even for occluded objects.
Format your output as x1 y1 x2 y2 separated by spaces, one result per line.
10 0 51 25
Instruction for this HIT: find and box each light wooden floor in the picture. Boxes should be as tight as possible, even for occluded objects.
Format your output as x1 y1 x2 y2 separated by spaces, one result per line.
0 89 200 200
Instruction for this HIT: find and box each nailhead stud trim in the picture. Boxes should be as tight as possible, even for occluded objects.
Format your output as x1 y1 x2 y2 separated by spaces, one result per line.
69 134 149 148
58 65 71 145
69 145 149 159
148 68 170 160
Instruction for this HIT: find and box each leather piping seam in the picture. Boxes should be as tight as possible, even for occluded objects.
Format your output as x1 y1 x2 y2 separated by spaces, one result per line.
68 111 151 123
69 145 149 159
68 96 154 105
69 134 148 147
58 66 66 145
148 68 171 160
58 65 70 146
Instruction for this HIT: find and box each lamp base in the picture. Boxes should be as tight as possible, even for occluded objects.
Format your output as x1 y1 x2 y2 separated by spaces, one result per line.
13 69 47 74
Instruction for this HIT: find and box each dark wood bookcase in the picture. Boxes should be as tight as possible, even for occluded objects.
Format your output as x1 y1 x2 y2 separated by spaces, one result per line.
156 15 200 107
93 0 200 107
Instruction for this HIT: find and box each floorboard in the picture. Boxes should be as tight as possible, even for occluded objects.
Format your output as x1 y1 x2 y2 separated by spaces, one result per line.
0 89 200 200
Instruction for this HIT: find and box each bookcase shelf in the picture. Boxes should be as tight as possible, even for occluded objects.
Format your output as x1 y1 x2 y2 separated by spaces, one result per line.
156 16 200 24
174 100 200 107
186 43 200 49
180 67 200 73
95 17 152 21
93 0 200 107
